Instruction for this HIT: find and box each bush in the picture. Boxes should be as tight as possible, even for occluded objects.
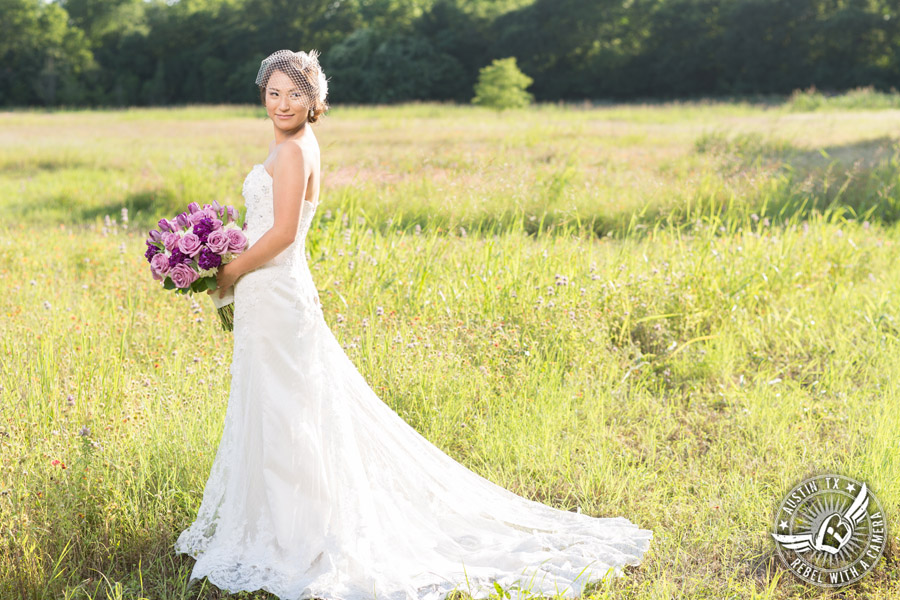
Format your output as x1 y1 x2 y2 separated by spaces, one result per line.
472 57 533 110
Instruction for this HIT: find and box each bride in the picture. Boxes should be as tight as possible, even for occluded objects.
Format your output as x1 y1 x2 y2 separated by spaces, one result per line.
175 49 652 600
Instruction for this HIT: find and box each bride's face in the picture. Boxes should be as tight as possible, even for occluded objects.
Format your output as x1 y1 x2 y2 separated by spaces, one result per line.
264 70 310 131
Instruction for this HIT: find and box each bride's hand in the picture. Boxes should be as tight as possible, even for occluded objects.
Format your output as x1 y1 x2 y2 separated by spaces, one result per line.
207 262 239 298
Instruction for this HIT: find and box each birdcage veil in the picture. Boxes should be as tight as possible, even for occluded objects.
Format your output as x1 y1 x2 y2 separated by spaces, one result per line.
255 49 329 112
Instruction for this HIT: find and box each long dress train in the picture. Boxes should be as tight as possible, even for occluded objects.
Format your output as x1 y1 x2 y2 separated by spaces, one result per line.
174 164 652 599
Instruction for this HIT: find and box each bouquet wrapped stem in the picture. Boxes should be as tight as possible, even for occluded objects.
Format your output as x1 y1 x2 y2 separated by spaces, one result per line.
209 287 236 331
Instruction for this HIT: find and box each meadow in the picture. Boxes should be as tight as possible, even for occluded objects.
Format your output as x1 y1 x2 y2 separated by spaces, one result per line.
2 89 900 599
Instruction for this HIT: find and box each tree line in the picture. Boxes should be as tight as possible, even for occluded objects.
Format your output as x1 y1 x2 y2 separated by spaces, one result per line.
2 0 898 107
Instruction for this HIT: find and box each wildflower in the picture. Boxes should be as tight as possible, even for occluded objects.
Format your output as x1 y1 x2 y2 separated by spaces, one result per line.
79 426 90 437
66 395 75 406
30 279 37 286
414 224 421 235
376 306 384 316
43 300 51 310
121 207 129 227
336 313 345 324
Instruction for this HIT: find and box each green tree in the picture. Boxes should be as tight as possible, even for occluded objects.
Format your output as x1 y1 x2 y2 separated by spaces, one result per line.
471 56 532 109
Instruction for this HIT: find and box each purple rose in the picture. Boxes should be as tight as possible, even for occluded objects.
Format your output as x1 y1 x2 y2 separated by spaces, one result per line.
224 228 248 253
168 263 198 289
162 231 180 252
158 218 173 233
178 232 203 257
202 207 219 220
187 202 201 214
150 253 170 280
144 241 161 263
205 229 229 254
197 247 222 270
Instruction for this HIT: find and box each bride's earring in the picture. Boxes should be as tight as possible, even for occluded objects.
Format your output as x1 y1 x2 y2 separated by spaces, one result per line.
308 108 314 120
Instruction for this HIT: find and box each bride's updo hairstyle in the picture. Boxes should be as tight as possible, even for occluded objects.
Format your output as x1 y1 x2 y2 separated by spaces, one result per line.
256 49 329 123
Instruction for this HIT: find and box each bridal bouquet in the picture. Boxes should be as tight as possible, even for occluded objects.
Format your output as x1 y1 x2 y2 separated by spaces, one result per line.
143 201 248 331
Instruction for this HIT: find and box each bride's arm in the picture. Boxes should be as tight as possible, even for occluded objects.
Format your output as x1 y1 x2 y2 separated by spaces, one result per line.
213 145 309 289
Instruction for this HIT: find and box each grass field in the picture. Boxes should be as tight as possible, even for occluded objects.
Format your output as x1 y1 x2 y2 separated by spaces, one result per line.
2 91 900 599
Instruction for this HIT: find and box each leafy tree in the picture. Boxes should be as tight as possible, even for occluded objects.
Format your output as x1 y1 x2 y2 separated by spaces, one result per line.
0 0 95 106
326 27 466 103
472 56 532 109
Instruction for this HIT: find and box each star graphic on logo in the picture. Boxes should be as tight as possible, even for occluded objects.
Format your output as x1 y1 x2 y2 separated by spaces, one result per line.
779 520 789 530
846 483 856 493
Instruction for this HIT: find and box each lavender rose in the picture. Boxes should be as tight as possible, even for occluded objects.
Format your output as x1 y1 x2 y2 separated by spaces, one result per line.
205 229 229 254
150 253 170 280
162 231 180 252
188 211 207 227
197 247 222 270
224 228 248 253
178 232 203 257
168 263 198 289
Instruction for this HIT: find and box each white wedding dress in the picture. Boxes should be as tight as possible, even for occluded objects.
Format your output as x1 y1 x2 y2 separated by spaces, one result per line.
175 164 652 600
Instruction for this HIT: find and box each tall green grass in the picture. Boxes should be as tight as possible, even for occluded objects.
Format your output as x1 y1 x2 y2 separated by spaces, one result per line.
2 96 899 598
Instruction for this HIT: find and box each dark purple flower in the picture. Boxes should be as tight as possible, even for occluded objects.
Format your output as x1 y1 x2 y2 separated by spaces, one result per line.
169 247 191 265
193 217 215 243
197 247 222 270
144 241 161 263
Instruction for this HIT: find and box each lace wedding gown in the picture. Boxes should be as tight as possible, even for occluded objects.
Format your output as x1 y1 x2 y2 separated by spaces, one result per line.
175 164 652 599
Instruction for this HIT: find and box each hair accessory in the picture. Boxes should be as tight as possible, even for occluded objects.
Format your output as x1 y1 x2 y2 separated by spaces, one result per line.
256 49 329 109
